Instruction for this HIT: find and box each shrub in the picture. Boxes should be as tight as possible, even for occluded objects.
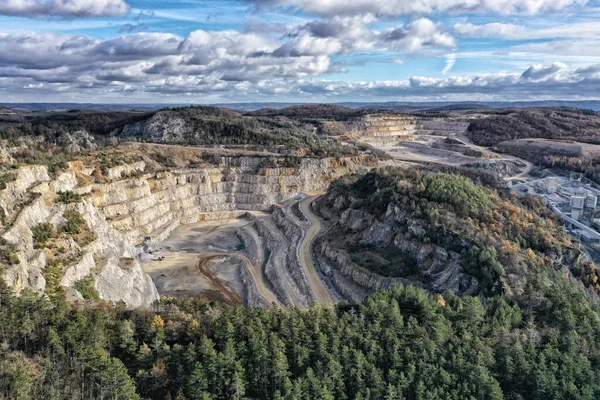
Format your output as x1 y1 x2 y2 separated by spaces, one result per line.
44 259 66 297
0 172 16 191
56 191 82 204
418 173 493 215
48 161 69 177
60 211 86 235
118 257 136 270
32 223 55 246
0 243 20 265
74 276 101 301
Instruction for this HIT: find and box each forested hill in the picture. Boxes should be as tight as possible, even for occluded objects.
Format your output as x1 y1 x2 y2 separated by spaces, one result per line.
466 107 600 146
316 166 599 297
3 168 600 399
0 106 357 162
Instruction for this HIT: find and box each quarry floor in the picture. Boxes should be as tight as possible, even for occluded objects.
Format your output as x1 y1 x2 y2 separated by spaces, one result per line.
139 195 333 307
140 218 254 304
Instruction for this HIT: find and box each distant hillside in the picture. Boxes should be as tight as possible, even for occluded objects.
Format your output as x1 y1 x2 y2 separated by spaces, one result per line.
0 106 359 164
119 106 354 157
0 103 167 112
0 109 153 139
358 103 492 112
247 104 362 118
467 107 600 146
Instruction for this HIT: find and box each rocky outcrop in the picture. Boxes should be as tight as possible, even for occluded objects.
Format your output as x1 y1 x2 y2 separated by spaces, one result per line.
0 142 13 165
57 130 98 153
121 112 191 144
316 240 404 303
463 160 521 178
312 189 480 303
239 265 270 308
271 207 314 306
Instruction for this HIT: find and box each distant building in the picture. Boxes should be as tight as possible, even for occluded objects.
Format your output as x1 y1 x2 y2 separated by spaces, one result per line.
586 196 598 209
571 196 586 210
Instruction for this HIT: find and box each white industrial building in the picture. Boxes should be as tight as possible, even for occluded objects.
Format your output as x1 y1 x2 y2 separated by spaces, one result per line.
519 176 600 249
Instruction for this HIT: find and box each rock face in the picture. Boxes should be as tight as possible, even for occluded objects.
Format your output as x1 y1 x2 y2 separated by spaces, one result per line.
323 115 469 146
120 112 191 144
56 130 98 153
315 240 404 304
312 191 479 304
91 156 366 244
0 142 13 165
0 166 159 308
0 153 367 308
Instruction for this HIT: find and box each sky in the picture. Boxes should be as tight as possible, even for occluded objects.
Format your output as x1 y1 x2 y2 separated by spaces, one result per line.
1 0 600 103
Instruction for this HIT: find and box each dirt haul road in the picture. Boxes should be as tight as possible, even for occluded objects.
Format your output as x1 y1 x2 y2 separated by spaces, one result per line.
297 195 334 306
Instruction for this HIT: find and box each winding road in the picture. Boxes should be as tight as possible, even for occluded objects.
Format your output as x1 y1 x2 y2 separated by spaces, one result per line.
296 195 334 306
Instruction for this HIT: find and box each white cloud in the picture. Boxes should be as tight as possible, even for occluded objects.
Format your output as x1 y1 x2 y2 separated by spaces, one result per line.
290 15 376 39
1 35 599 103
380 18 456 51
520 62 570 81
273 36 344 57
263 62 600 100
0 0 130 18
0 30 334 96
247 0 587 17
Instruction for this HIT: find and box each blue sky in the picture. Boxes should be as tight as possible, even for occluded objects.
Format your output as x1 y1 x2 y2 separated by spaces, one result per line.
1 0 600 103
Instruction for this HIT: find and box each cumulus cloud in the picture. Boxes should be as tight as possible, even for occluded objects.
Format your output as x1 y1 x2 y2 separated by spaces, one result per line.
246 0 587 17
273 36 343 57
272 17 455 57
0 30 334 98
380 18 456 51
520 62 570 81
1 31 598 102
289 15 376 39
283 62 600 99
0 0 130 18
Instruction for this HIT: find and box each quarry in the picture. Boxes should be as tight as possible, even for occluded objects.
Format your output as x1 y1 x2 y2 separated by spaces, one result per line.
0 107 573 308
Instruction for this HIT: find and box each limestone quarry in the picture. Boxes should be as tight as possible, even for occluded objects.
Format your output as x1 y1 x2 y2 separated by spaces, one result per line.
0 107 534 309
0 142 373 308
